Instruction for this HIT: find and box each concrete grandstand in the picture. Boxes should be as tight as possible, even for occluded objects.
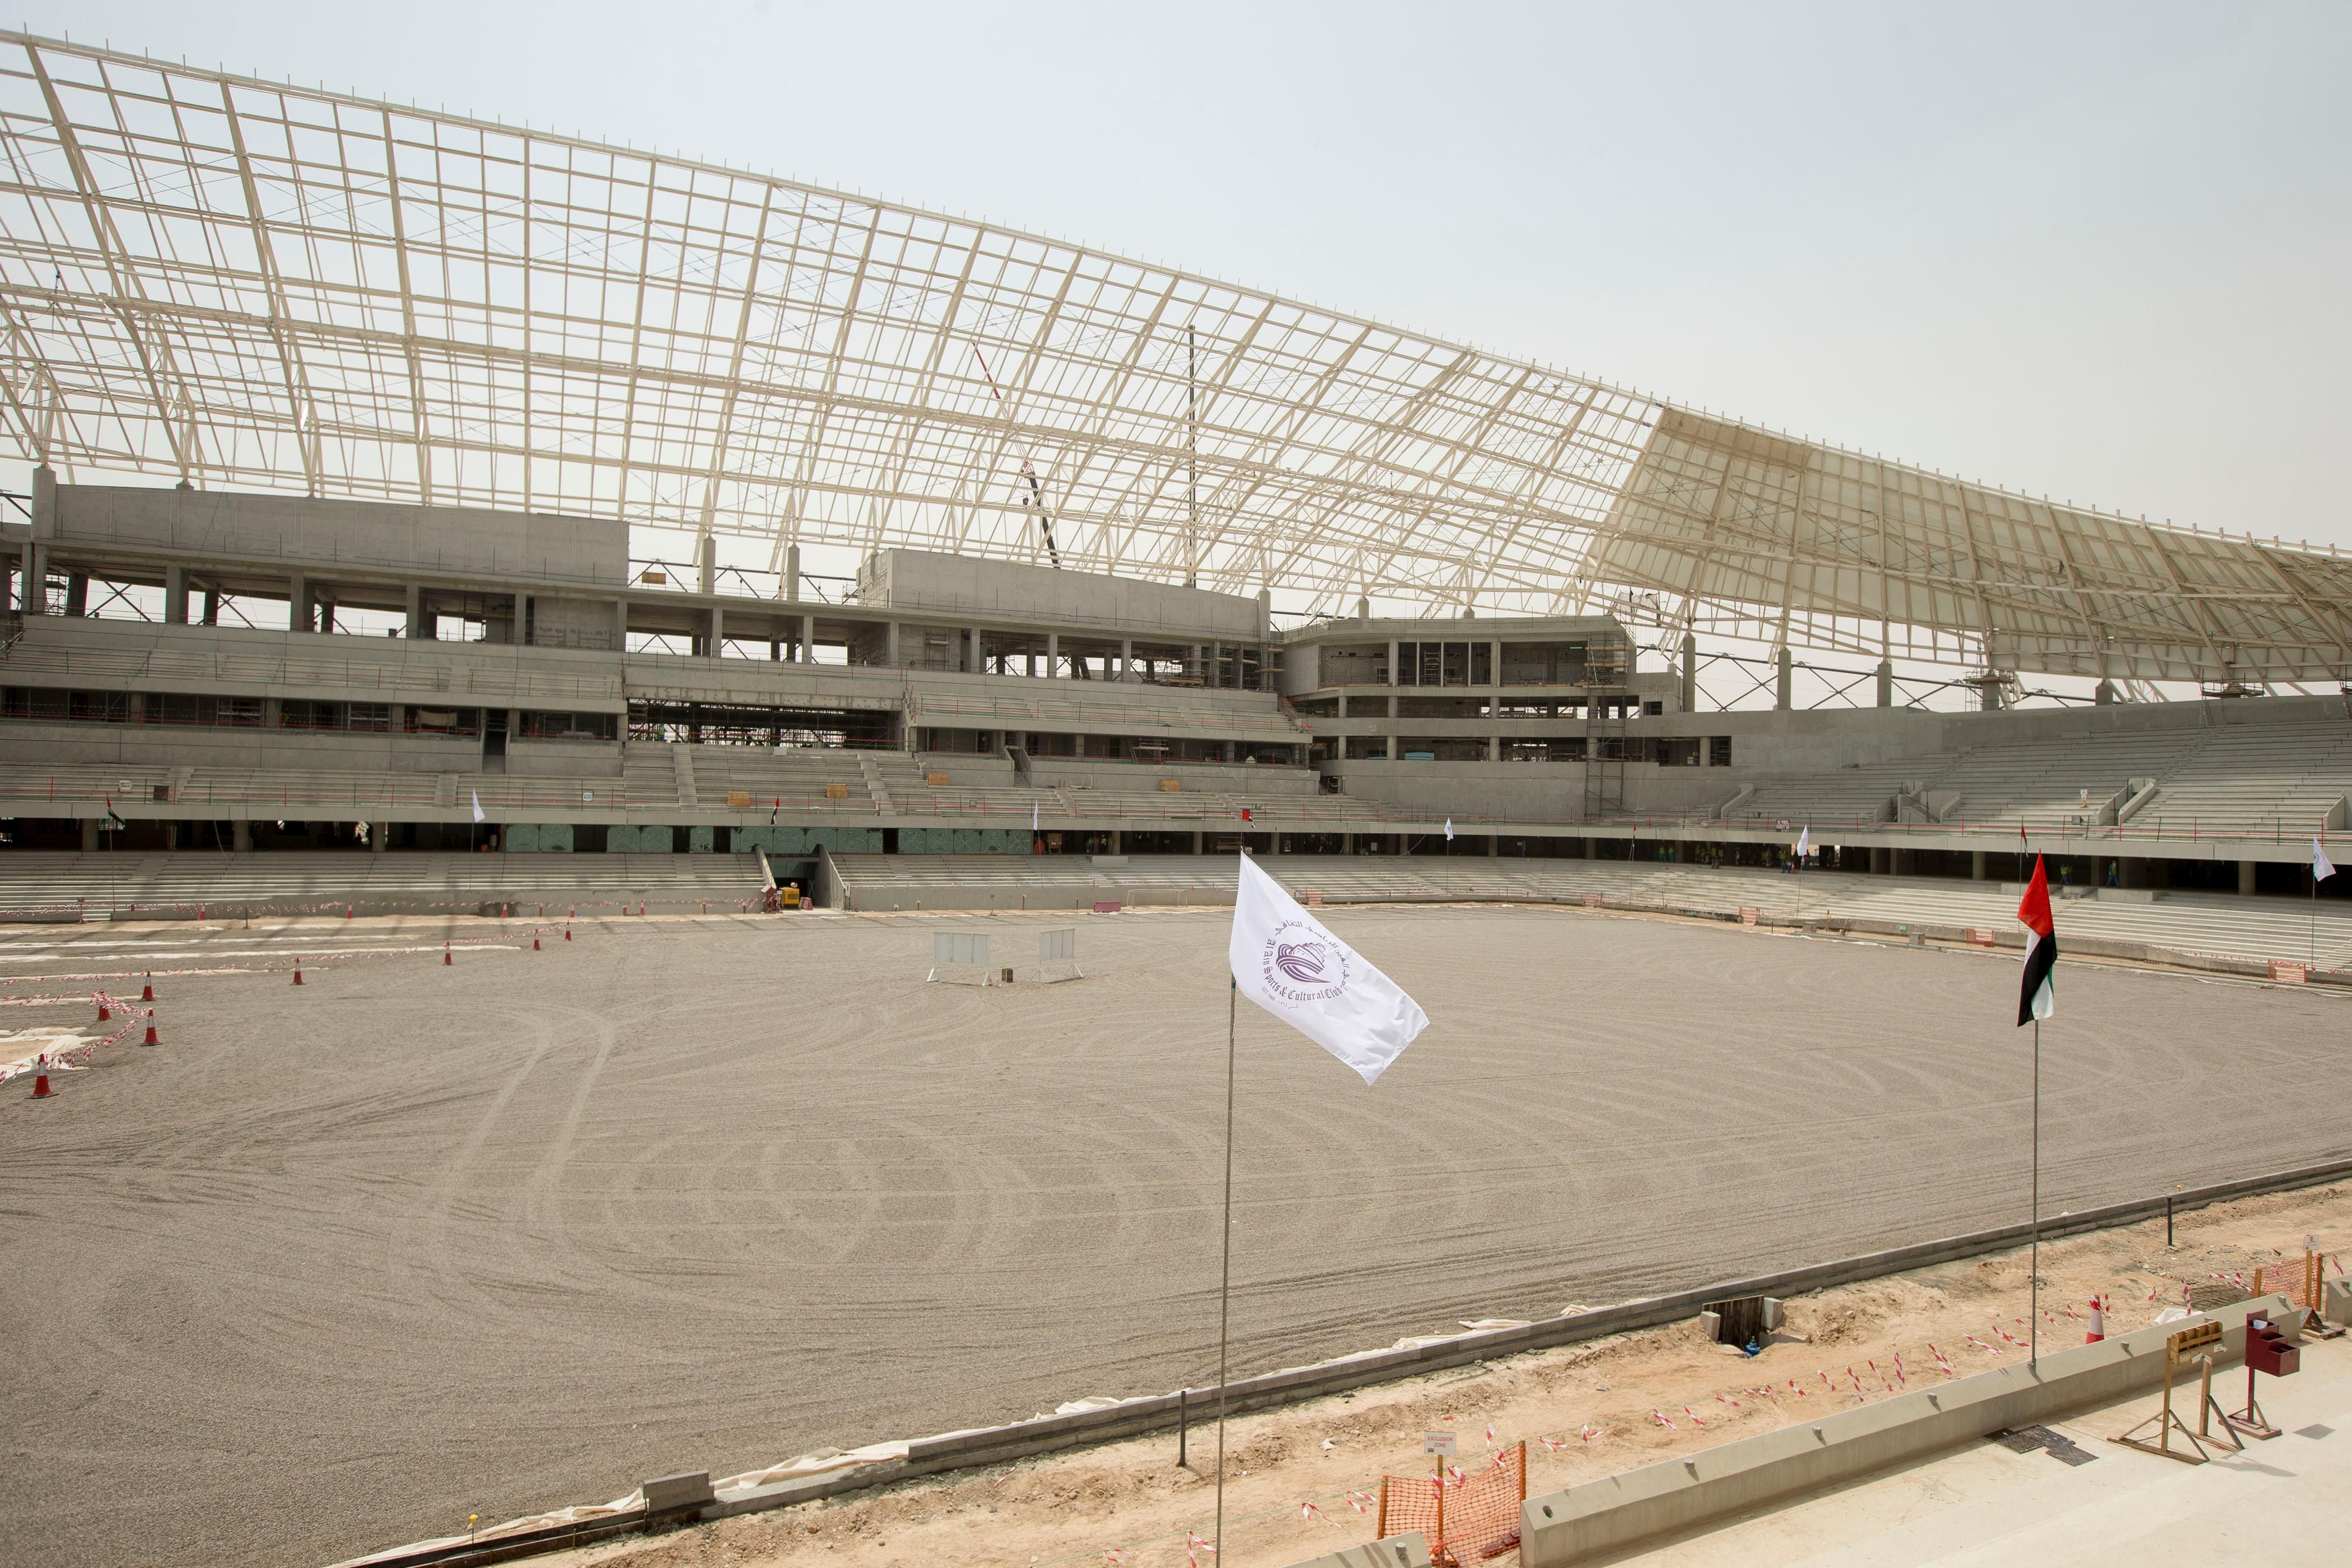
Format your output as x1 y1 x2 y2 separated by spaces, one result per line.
1 475 2345 940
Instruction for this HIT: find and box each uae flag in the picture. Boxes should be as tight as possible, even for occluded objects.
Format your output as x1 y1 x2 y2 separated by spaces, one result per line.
2016 854 2056 1025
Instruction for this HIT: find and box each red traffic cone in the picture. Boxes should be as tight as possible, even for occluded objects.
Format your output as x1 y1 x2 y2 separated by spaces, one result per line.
532 935 541 951
292 963 304 986
443 942 453 966
345 904 353 920
2085 1298 2106 1343
32 1058 52 1098
97 997 111 1021
141 973 154 1001
563 925 572 941
142 1014 158 1046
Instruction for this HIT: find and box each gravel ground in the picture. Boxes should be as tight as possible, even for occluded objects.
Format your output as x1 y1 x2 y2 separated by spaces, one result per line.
0 905 2344 1568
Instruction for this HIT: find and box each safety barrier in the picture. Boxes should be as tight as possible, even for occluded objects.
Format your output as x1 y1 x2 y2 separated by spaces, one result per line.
1378 1444 1524 1566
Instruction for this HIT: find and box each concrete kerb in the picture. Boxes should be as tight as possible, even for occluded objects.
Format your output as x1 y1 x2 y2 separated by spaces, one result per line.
1517 1294 2294 1566
365 1154 2351 1568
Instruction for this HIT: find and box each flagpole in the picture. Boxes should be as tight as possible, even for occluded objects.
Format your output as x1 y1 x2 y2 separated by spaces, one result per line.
1215 977 1237 1556
2030 1017 2040 1367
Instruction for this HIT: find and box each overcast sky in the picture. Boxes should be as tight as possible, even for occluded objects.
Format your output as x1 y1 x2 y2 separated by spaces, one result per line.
38 1 2352 548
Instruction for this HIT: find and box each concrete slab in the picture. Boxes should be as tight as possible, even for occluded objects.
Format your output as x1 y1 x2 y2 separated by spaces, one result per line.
1606 1336 2352 1566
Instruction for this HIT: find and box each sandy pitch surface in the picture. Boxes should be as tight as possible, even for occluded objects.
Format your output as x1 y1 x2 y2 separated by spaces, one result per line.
0 905 2345 1568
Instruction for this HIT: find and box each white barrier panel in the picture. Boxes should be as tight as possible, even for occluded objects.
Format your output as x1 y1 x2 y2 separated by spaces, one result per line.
934 932 990 966
927 931 996 984
1039 928 1076 963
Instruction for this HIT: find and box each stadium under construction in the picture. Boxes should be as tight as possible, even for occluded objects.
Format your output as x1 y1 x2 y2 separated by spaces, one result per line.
2 30 2350 1568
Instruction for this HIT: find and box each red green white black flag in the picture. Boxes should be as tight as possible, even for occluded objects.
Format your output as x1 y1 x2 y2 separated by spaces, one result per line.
2016 855 2056 1025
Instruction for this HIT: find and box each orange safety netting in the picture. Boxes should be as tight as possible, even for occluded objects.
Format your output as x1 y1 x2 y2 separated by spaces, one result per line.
1375 1442 1524 1565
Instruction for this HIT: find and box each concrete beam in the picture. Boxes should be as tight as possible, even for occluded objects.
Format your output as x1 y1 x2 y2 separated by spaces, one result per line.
1521 1295 2290 1566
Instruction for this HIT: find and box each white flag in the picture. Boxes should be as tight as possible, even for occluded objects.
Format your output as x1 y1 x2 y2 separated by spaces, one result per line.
1795 825 1810 858
2318 839 2338 882
1229 855 1429 1086
1444 818 1455 841
1033 800 1040 834
470 790 486 824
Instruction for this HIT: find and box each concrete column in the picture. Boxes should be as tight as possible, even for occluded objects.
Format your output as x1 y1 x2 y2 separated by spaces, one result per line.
63 572 87 616
1048 633 1061 676
613 598 628 647
1875 659 1894 708
708 605 725 658
1120 637 1133 680
1679 631 1697 713
2119 857 2147 889
1192 830 1204 854
1188 643 1201 682
884 621 900 666
17 540 40 614
800 614 816 664
1870 846 1889 875
2238 860 2258 895
1487 835 1499 857
784 543 801 603
201 589 219 626
1336 692 1348 718
232 819 252 852
768 638 781 662
81 818 100 850
1387 638 1399 687
1775 646 1793 710
1211 642 1223 688
2094 678 2120 705
288 575 309 633
370 823 386 853
318 596 337 635
164 564 189 624
969 627 983 674
696 533 716 595
1488 735 1501 761
1971 850 1987 881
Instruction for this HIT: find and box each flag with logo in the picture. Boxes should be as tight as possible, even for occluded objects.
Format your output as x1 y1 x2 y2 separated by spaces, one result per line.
1229 854 1428 1085
2016 854 2056 1025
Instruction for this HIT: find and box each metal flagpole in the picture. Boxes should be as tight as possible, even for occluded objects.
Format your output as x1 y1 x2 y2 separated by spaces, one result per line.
2030 1018 2040 1366
1215 977 1237 1555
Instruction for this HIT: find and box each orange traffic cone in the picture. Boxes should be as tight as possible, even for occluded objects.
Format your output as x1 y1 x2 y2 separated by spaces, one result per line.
2086 1298 2106 1343
142 1014 158 1046
32 1057 52 1098
141 973 153 1001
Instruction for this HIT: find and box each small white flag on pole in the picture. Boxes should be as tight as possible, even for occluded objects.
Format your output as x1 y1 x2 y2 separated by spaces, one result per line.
2317 839 2337 882
1229 855 1429 1085
1443 818 1455 841
470 790 486 824
1795 825 1810 859
1033 800 1040 834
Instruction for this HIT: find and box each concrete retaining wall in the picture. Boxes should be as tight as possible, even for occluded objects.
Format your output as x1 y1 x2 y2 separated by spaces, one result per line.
1520 1295 2292 1565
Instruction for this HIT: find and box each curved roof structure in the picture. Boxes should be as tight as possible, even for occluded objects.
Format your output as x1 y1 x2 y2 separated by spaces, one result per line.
0 33 2344 685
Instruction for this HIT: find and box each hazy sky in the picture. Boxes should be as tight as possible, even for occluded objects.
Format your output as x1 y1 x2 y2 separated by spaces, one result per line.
36 1 2352 548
